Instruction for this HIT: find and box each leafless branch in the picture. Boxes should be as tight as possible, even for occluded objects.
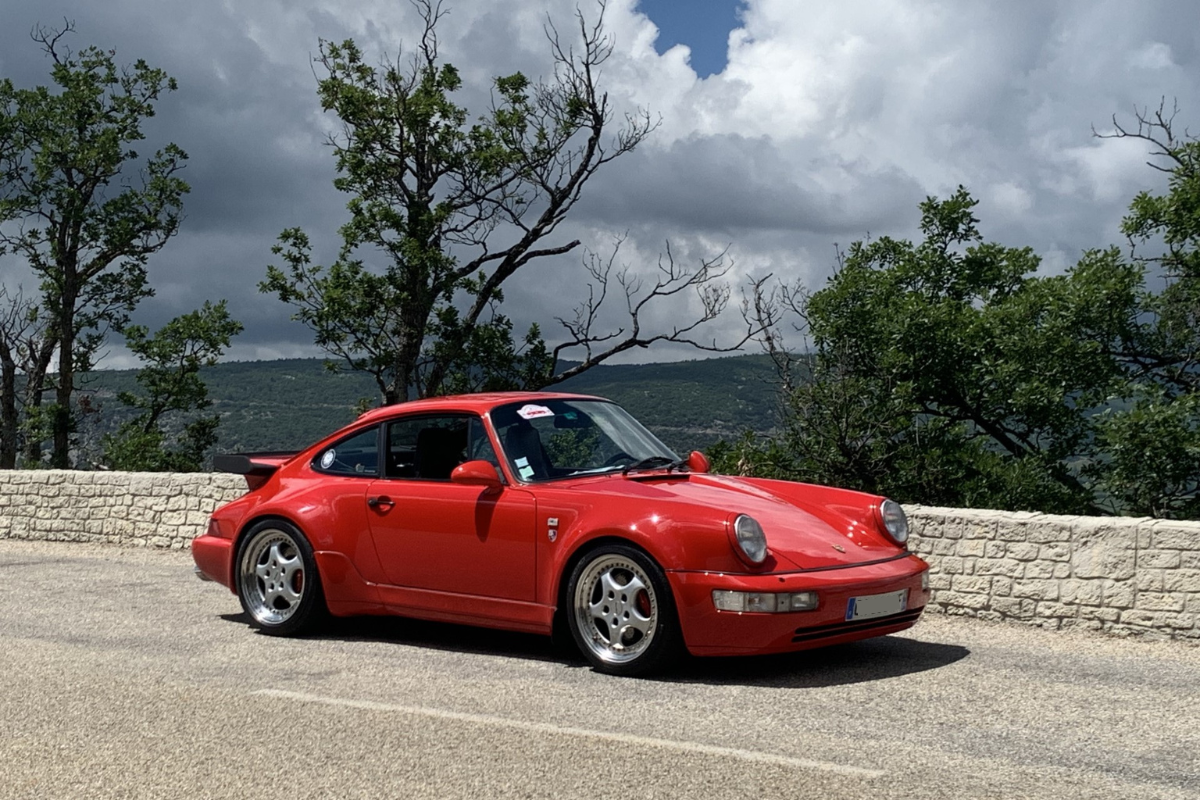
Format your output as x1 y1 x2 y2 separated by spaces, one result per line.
1096 97 1185 173
541 238 766 386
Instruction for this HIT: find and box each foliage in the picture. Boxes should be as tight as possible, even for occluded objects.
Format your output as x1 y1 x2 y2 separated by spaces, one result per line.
101 302 242 471
0 25 188 467
733 188 1161 515
1087 102 1200 516
1092 389 1200 518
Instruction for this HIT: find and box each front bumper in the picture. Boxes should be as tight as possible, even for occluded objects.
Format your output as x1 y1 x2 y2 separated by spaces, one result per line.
668 553 930 656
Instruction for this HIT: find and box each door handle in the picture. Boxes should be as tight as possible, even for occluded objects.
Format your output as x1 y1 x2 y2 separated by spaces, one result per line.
367 495 395 510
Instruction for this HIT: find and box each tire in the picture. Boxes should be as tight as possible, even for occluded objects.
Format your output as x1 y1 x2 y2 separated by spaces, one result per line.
235 520 326 636
566 544 681 677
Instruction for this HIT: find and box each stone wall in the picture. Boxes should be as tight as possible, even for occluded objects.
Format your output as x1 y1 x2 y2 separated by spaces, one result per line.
0 470 244 550
908 506 1200 641
1 471 1198 640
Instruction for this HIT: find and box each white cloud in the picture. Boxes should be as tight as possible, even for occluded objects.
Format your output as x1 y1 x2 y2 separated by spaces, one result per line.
1128 42 1175 71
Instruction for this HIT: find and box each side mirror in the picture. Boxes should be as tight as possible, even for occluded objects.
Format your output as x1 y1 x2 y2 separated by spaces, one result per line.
451 460 504 493
687 450 710 474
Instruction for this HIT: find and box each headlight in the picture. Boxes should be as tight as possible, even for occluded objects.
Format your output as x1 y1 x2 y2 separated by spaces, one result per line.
879 499 909 545
732 514 768 565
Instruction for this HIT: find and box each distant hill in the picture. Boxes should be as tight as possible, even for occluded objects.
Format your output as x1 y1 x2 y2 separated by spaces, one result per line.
74 353 787 458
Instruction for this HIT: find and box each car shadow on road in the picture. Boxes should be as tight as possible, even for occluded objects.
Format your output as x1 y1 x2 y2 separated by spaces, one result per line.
656 635 971 688
220 612 968 686
220 611 581 666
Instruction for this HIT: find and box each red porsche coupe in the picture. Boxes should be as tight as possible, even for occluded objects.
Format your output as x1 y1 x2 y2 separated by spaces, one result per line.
192 392 929 676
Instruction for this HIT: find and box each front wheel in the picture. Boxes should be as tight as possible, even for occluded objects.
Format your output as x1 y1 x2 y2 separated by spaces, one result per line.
236 520 326 636
566 544 681 676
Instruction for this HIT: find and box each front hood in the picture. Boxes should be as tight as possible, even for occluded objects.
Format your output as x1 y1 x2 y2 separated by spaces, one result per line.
558 472 904 570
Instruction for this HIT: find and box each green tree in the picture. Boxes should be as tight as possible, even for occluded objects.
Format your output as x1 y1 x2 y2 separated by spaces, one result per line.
735 189 1148 514
101 302 242 471
265 1 741 404
1089 101 1200 516
0 25 188 467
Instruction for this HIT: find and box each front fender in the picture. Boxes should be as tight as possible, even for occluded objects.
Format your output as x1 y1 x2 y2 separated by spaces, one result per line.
534 499 746 610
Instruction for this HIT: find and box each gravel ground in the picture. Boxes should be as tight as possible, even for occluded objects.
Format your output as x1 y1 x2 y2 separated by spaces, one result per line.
1 539 1197 799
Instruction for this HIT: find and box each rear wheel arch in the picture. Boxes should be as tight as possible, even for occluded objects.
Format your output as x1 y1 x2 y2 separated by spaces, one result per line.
231 514 301 579
234 516 328 635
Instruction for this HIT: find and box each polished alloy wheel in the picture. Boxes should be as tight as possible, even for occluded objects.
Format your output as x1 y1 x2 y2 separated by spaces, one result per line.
572 553 658 665
239 528 306 626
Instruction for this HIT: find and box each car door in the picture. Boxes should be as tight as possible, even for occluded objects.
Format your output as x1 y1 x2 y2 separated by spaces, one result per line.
366 413 537 602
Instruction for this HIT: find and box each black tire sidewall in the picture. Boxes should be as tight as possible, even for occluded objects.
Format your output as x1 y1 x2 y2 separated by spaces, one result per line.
235 519 325 636
566 543 680 677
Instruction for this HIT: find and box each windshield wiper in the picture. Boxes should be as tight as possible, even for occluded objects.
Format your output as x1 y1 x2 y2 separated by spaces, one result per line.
622 455 688 475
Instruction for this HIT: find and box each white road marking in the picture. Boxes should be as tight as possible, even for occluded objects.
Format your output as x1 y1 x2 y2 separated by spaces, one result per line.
252 688 884 778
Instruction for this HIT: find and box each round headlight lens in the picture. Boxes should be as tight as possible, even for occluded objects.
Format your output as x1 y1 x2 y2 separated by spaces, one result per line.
733 514 768 564
880 499 909 544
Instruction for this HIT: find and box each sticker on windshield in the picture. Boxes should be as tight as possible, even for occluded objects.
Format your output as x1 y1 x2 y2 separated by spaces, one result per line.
514 456 535 480
320 449 336 469
516 404 553 420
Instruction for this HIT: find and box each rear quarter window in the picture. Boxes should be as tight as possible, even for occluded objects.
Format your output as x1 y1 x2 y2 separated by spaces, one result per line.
312 426 379 477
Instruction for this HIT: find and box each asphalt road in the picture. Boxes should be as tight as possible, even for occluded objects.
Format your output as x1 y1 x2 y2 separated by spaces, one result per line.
1 540 1197 800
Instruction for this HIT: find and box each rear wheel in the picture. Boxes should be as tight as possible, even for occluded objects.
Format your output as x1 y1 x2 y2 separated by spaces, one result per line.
236 520 326 636
566 544 681 676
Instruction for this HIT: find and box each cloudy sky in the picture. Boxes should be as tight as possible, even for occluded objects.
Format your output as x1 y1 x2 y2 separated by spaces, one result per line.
2 0 1198 367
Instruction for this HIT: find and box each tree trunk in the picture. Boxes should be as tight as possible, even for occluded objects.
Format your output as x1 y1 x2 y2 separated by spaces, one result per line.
386 293 435 404
51 333 73 468
0 347 16 469
51 284 77 468
22 374 45 466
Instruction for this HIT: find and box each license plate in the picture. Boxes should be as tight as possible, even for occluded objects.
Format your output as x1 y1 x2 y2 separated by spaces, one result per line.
845 589 908 621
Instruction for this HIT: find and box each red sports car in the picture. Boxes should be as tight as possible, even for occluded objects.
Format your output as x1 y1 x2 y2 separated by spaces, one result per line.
193 392 929 676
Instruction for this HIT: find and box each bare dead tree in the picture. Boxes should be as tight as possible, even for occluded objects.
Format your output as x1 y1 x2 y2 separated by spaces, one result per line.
741 272 812 397
0 286 56 468
1096 98 1189 174
541 238 765 386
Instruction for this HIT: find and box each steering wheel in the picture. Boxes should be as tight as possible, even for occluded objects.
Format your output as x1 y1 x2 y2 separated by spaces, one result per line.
602 451 635 468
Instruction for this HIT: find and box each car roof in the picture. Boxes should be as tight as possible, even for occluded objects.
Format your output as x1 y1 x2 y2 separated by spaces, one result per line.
354 391 606 424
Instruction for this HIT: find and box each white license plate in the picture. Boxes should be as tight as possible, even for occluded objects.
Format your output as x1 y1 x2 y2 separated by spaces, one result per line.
845 589 908 621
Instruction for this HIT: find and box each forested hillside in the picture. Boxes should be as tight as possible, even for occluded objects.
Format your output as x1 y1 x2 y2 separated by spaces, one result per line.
74 354 783 458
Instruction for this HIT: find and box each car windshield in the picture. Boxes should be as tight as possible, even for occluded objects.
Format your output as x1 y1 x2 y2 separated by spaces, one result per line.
489 399 678 483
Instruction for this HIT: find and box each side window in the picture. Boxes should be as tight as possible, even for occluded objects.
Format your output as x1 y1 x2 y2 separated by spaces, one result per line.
466 417 502 478
312 427 379 477
387 415 473 481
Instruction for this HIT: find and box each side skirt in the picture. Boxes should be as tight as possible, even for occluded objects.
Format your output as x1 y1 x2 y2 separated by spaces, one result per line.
314 551 555 634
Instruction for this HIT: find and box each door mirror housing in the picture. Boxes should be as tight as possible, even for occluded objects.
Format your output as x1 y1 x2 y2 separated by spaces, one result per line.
687 450 710 474
451 460 504 492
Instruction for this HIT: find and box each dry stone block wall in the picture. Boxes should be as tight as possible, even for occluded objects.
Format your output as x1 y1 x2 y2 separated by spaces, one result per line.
1 472 1198 641
907 506 1200 641
0 470 244 550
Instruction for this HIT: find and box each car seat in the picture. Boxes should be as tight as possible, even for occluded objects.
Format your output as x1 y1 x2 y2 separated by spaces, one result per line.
502 421 552 480
415 426 468 480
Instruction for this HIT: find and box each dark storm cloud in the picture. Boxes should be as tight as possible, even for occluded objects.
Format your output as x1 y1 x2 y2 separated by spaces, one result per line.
579 133 924 237
5 0 1200 364
0 0 355 354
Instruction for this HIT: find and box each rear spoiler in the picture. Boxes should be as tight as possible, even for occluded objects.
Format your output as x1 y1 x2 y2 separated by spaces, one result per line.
213 451 298 490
